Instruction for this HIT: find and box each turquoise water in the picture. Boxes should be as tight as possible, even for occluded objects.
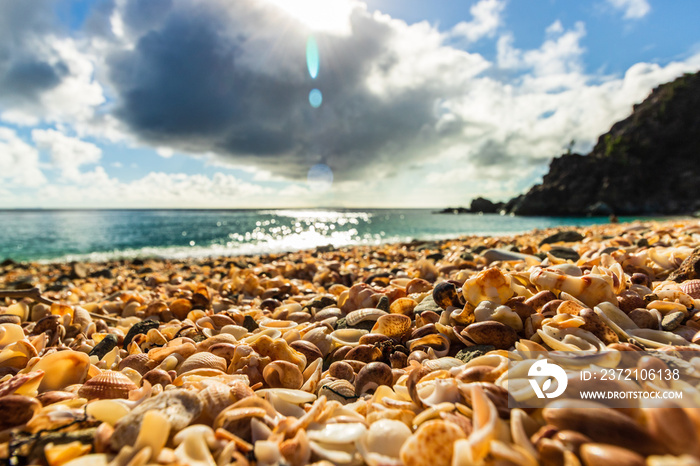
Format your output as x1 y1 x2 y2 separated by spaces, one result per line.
0 209 648 263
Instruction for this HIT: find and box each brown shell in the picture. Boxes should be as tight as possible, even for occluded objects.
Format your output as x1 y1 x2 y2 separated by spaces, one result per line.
118 353 155 375
78 370 138 400
0 395 41 430
178 352 228 375
36 390 78 406
681 279 700 299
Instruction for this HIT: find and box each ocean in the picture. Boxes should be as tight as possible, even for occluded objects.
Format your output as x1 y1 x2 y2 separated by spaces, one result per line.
0 209 652 263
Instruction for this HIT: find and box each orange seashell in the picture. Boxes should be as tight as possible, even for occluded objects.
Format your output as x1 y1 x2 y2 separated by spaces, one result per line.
78 370 138 400
170 299 193 320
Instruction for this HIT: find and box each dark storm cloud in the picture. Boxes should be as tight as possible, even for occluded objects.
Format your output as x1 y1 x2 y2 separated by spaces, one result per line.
0 0 68 105
106 0 466 180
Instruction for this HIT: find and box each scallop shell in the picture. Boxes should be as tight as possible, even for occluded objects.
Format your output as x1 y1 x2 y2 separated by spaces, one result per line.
399 419 467 466
177 352 228 375
680 279 700 299
345 308 388 326
78 370 138 400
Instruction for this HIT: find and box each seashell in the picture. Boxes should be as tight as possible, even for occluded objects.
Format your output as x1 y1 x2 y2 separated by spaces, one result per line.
644 402 700 457
530 268 616 308
207 343 237 362
36 390 78 406
344 344 382 363
256 388 316 404
524 290 558 312
0 395 41 430
579 308 619 345
44 441 92 466
372 314 412 339
78 370 138 400
462 321 518 350
178 352 228 375
309 440 360 464
474 301 523 331
432 282 462 310
0 323 25 347
280 427 311 466
214 405 272 442
390 298 418 316
399 419 467 466
357 418 412 466
118 353 154 375
463 267 514 307
148 342 197 364
263 360 304 389
302 327 333 356
542 400 665 456
173 427 217 466
330 328 368 347
220 324 248 340
111 389 202 450
143 368 172 387
346 308 388 326
579 444 645 466
134 409 170 462
199 381 235 423
250 335 306 373
31 350 90 393
5 301 29 321
355 361 393 395
86 399 130 426
538 326 605 352
617 290 647 314
290 339 323 364
122 320 160 349
626 328 692 348
301 357 323 393
329 361 355 382
0 340 38 369
680 279 700 299
419 378 463 406
307 422 367 443
408 333 450 357
318 376 357 403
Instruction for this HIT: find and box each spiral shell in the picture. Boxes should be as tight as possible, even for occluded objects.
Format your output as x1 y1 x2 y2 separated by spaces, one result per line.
178 352 228 375
78 370 138 400
263 360 304 389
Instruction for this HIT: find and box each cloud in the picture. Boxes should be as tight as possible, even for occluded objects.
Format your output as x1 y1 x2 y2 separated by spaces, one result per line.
605 0 651 19
32 129 102 181
0 126 46 187
451 0 506 43
103 0 489 181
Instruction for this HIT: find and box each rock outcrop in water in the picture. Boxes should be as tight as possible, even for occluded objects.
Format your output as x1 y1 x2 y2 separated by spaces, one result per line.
508 71 700 216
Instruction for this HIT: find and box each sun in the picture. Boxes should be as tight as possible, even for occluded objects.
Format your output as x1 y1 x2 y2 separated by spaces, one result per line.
266 0 355 35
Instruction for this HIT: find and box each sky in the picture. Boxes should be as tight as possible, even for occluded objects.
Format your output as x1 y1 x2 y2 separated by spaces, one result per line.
0 0 699 209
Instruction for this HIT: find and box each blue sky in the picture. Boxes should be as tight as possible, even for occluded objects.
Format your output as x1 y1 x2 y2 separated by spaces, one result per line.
0 0 698 208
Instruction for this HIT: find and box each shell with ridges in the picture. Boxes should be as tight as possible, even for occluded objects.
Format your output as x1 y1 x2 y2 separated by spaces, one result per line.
177 352 227 375
78 370 138 400
680 279 700 299
345 308 388 326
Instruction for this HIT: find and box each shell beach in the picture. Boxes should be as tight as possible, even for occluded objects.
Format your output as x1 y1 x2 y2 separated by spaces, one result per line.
1 218 700 465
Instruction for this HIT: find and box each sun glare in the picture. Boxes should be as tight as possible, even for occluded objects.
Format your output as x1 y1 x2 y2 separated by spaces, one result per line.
267 0 354 34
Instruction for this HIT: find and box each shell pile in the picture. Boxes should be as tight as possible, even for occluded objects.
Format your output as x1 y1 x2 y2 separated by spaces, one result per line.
0 219 700 465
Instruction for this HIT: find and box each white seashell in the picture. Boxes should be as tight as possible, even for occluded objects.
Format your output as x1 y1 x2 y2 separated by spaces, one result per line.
86 399 130 426
548 263 583 277
345 309 388 326
242 328 282 343
255 440 284 466
173 430 216 466
219 325 247 340
537 326 605 352
61 454 110 466
303 328 333 356
256 388 316 404
626 329 694 348
356 419 411 466
301 357 323 393
309 440 360 464
422 357 463 372
330 329 368 347
307 422 368 444
474 301 522 331
264 391 305 418
595 302 638 329
259 319 298 331
418 378 462 407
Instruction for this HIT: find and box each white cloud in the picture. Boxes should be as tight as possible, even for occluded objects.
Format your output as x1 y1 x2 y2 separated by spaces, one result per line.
451 0 506 42
605 0 651 19
0 126 46 187
32 129 101 182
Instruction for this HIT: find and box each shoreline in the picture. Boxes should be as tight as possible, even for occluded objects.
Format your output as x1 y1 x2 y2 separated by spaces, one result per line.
0 217 699 464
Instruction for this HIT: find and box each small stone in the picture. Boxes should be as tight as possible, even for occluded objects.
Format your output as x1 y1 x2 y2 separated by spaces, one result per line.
413 294 442 315
482 249 540 264
548 247 580 261
540 231 585 245
89 334 118 359
123 320 160 349
455 345 495 363
661 311 685 331
242 315 259 332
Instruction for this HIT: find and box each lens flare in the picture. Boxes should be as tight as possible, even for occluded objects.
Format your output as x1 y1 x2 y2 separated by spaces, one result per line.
309 88 323 108
306 36 319 79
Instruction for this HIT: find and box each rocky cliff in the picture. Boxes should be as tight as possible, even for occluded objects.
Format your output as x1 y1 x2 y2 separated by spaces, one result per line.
508 71 700 216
